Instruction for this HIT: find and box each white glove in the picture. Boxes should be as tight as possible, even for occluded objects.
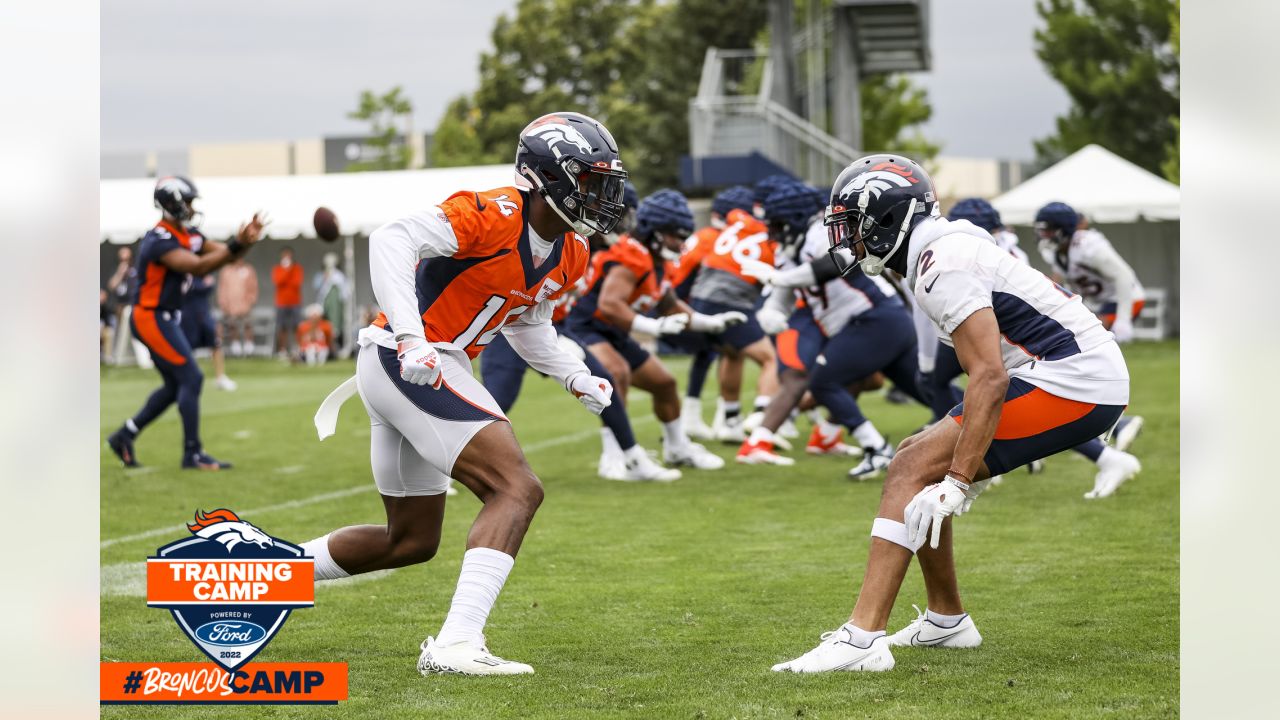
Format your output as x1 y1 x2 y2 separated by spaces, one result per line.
756 306 789 335
738 258 778 285
1111 316 1134 343
567 372 613 415
397 338 443 388
631 312 690 336
689 311 748 333
904 476 970 550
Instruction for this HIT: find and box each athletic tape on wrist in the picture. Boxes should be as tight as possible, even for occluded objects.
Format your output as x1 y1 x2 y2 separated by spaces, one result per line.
871 518 922 553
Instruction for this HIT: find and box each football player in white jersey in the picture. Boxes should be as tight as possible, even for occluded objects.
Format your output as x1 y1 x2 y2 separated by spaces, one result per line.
772 155 1132 674
1036 201 1145 451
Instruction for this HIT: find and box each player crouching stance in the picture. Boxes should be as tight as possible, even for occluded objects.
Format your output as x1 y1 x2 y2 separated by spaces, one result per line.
772 155 1130 673
306 113 621 675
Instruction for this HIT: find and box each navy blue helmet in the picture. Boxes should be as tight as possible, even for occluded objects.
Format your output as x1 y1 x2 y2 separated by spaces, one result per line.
515 112 628 237
752 174 799 216
622 180 640 211
825 154 938 276
711 185 754 219
154 176 200 225
1034 201 1079 247
948 197 1003 233
635 189 695 241
763 182 825 245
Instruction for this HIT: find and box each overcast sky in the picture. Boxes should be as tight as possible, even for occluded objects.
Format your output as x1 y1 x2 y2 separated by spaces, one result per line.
102 0 1069 160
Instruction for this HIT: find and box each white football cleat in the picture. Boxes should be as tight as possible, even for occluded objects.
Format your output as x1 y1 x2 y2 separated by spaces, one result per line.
887 605 983 648
214 375 238 392
848 442 895 480
445 482 459 497
1111 415 1144 452
741 410 764 434
607 449 681 482
1085 448 1141 499
778 417 800 439
712 415 746 442
597 451 628 481
771 626 895 673
664 440 725 470
417 636 533 676
682 398 715 441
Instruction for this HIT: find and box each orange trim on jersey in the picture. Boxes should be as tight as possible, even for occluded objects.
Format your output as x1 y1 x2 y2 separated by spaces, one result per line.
776 328 804 370
952 386 1094 440
132 306 187 365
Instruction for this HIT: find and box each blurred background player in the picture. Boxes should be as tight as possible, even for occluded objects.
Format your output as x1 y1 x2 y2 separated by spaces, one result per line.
181 273 237 390
272 247 304 361
683 195 783 442
666 184 754 440
566 189 747 471
303 112 622 676
217 256 258 357
739 182 930 477
479 182 679 482
106 176 265 470
298 303 334 366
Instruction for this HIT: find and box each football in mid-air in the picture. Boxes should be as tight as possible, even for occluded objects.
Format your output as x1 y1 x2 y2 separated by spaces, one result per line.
313 206 340 242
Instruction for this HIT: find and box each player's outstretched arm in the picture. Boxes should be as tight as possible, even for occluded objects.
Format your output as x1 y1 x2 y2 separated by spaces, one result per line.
503 302 612 414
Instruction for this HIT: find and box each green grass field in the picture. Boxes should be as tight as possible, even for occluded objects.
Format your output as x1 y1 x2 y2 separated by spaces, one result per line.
101 342 1178 719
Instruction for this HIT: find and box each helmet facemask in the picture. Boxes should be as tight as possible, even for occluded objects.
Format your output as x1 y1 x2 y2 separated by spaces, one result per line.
825 192 916 277
521 156 628 237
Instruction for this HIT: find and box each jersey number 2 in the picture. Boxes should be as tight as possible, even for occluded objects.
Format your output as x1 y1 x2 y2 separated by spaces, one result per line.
452 295 530 348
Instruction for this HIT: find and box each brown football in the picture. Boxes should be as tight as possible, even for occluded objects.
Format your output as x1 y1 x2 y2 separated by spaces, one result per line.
313 206 340 242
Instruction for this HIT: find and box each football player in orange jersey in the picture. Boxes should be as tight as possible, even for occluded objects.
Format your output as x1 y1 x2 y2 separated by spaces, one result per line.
666 185 755 440
304 113 625 676
565 189 747 470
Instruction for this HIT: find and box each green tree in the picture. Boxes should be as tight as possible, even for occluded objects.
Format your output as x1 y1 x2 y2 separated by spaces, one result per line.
1034 0 1179 174
860 74 939 161
346 86 414 171
1162 0 1179 183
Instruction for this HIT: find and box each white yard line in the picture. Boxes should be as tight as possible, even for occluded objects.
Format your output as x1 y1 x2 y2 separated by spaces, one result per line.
100 417 650 551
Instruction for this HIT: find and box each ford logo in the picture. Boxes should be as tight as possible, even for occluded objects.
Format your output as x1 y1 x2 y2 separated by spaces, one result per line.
193 621 267 647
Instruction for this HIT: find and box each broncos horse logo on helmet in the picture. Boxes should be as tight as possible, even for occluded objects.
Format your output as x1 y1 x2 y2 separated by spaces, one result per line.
634 189 695 262
154 175 202 227
187 509 275 552
825 154 938 276
515 112 628 238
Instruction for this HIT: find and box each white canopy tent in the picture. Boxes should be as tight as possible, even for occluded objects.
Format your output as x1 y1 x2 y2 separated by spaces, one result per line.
991 144 1180 225
100 164 517 243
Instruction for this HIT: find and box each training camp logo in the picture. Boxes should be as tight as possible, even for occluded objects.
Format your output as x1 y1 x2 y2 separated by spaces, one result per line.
147 509 314 671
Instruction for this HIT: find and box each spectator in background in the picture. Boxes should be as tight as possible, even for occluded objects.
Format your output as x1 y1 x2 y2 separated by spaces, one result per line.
297 304 334 366
181 273 237 391
313 251 350 355
106 246 144 365
217 256 259 357
271 247 303 360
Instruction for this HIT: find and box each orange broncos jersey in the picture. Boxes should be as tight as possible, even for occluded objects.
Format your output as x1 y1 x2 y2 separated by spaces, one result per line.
666 225 718 289
373 187 590 359
699 208 777 285
580 234 666 319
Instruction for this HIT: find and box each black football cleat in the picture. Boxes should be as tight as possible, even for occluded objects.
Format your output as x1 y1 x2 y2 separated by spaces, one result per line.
183 450 232 471
107 428 140 468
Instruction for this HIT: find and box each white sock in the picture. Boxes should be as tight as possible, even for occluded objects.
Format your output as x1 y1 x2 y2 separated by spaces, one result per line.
301 533 350 581
1096 445 1117 467
926 609 967 628
600 427 624 460
624 444 650 462
806 409 824 425
662 418 688 449
753 395 771 411
124 418 140 434
852 421 886 450
840 622 886 648
723 400 741 418
817 418 842 439
748 426 775 444
436 548 515 647
681 396 703 420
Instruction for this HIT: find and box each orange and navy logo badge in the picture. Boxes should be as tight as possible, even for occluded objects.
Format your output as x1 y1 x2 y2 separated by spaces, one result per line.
146 509 314 671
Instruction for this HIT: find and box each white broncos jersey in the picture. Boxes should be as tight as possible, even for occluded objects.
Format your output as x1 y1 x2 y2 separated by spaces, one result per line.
906 216 1129 406
797 220 901 335
1039 228 1144 311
